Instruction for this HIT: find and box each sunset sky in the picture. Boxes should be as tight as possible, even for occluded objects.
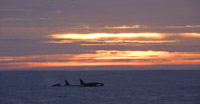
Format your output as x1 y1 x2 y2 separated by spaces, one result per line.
0 0 200 70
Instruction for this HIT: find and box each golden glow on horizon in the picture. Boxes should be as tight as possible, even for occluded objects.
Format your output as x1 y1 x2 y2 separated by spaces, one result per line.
1 50 200 69
1 59 200 70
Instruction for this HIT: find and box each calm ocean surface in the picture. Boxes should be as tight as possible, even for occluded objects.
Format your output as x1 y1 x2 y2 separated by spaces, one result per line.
0 70 200 104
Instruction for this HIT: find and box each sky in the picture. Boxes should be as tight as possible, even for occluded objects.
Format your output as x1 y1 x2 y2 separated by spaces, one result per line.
0 0 200 70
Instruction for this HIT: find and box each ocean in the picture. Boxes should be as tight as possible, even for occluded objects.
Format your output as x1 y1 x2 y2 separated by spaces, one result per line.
0 70 200 104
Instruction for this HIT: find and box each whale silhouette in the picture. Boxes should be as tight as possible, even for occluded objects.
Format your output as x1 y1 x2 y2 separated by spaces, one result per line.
52 80 70 87
52 83 61 87
80 79 104 87
52 79 104 87
64 80 70 86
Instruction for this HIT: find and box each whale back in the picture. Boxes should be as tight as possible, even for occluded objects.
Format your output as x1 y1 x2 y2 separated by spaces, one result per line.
52 83 61 87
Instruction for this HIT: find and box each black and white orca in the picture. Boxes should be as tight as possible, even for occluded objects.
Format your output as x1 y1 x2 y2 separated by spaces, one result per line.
80 79 104 87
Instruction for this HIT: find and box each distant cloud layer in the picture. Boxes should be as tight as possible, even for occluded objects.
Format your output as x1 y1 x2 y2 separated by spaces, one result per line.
0 0 199 70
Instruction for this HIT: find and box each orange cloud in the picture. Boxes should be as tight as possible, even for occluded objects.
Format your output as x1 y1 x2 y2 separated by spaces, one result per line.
46 33 168 46
46 32 200 46
179 33 200 37
1 50 200 69
0 54 73 62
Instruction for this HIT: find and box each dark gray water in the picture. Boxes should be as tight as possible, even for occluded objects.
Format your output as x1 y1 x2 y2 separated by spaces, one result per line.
0 70 200 104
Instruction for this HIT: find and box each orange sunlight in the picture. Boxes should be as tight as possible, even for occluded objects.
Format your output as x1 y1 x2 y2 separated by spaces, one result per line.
50 33 164 40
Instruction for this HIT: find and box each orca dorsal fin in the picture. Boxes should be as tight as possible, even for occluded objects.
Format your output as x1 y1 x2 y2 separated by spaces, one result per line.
64 80 70 86
80 79 85 85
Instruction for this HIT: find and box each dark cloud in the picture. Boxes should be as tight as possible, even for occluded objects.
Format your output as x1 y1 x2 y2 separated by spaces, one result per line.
1 0 199 25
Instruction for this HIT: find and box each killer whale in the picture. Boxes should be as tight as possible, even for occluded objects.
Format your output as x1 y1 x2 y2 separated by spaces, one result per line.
52 79 104 87
80 79 104 87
